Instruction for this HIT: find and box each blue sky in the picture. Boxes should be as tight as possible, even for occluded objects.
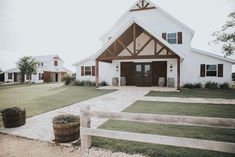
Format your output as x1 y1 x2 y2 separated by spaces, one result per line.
0 0 234 72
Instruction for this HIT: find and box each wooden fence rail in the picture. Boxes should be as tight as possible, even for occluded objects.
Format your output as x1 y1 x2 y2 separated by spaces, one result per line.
80 105 235 154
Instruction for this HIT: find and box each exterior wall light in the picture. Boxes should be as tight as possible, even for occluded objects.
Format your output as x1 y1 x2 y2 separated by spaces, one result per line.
170 65 173 72
116 65 119 72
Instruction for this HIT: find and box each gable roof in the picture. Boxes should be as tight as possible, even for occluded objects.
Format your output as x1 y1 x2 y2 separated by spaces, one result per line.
100 0 194 41
93 17 185 61
192 48 235 64
34 55 63 62
73 55 95 66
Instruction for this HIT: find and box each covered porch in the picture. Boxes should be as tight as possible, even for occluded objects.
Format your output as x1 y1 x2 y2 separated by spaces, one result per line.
95 22 182 89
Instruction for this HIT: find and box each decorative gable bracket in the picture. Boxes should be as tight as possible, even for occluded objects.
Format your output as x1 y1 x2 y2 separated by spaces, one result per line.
130 0 156 12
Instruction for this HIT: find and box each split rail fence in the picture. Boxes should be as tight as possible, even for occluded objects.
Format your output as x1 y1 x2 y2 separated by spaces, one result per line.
80 105 235 154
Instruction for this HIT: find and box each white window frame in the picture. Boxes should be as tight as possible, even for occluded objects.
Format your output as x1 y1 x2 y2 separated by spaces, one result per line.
167 33 177 44
206 64 217 77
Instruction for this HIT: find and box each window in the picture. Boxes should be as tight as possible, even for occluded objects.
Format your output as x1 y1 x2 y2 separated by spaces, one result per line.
84 66 92 76
41 62 43 66
8 73 12 79
39 73 44 80
54 60 58 66
206 65 217 76
167 33 177 44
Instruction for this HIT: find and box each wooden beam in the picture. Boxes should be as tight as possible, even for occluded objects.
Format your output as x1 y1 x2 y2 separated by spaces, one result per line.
98 55 178 61
130 7 156 12
136 37 153 55
154 40 157 55
95 60 99 87
107 48 114 56
156 47 165 55
141 0 144 8
177 57 180 90
136 3 142 9
133 24 136 55
117 39 133 56
144 2 150 8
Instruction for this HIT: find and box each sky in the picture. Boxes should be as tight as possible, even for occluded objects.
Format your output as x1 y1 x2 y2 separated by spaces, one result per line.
0 0 234 72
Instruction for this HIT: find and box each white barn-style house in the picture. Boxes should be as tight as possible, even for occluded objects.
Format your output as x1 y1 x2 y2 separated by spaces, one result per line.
73 0 235 89
4 55 72 83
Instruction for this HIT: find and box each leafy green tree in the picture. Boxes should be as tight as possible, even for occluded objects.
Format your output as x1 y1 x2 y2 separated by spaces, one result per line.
18 56 38 82
211 12 235 56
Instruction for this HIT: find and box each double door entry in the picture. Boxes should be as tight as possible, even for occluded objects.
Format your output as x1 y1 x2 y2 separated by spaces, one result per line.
120 61 167 87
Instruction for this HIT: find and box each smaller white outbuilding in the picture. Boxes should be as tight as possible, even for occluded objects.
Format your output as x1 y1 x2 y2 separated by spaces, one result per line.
4 55 72 83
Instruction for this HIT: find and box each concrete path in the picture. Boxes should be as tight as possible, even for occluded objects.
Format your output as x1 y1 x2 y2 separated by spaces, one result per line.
0 89 149 142
140 96 235 104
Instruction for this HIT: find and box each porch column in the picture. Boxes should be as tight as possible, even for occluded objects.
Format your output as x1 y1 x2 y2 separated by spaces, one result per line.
177 57 180 90
95 60 99 87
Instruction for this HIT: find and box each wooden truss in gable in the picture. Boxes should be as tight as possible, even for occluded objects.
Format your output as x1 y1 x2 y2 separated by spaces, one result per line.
130 0 156 12
97 23 178 62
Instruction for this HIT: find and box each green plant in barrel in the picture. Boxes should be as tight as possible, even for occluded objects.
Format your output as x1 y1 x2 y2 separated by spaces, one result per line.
1 107 26 128
52 114 80 143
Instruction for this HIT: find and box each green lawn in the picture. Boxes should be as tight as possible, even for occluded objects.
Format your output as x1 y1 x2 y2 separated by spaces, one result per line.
147 88 235 99
93 101 235 157
124 101 235 118
0 83 112 126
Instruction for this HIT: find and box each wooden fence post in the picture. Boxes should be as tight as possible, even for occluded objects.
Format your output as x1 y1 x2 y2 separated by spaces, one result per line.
80 105 91 150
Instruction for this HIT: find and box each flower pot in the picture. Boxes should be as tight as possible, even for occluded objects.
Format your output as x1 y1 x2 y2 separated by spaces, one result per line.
1 107 26 128
53 121 80 143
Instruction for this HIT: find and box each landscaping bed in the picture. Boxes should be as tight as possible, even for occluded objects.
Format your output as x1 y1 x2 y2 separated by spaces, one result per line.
147 88 235 99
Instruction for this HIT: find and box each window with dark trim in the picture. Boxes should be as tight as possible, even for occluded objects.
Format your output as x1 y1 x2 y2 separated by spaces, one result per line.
84 66 92 76
167 33 177 44
206 65 217 77
54 60 58 66
8 73 12 79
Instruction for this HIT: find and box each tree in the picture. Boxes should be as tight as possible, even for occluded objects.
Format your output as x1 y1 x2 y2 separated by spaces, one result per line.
18 56 38 82
211 12 235 56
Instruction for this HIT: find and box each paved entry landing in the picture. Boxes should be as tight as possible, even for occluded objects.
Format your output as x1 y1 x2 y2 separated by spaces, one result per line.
0 88 149 142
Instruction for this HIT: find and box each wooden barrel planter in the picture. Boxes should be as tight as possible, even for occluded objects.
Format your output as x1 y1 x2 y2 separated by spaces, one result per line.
52 114 80 143
1 107 26 128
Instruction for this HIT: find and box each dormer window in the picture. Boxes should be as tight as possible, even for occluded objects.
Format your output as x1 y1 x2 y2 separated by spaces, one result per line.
54 60 58 66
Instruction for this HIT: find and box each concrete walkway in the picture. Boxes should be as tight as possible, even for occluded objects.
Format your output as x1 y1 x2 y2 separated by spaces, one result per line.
0 88 149 142
140 96 235 104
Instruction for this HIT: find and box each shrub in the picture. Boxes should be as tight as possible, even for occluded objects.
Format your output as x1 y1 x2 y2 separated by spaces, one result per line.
99 81 107 86
1 107 24 114
183 83 202 89
219 83 230 89
205 82 218 89
53 114 80 124
64 76 75 85
73 80 95 86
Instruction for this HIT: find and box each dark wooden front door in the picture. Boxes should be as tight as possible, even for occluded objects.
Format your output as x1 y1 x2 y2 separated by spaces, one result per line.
14 73 17 82
152 61 167 86
135 63 152 86
55 73 58 82
121 62 134 85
